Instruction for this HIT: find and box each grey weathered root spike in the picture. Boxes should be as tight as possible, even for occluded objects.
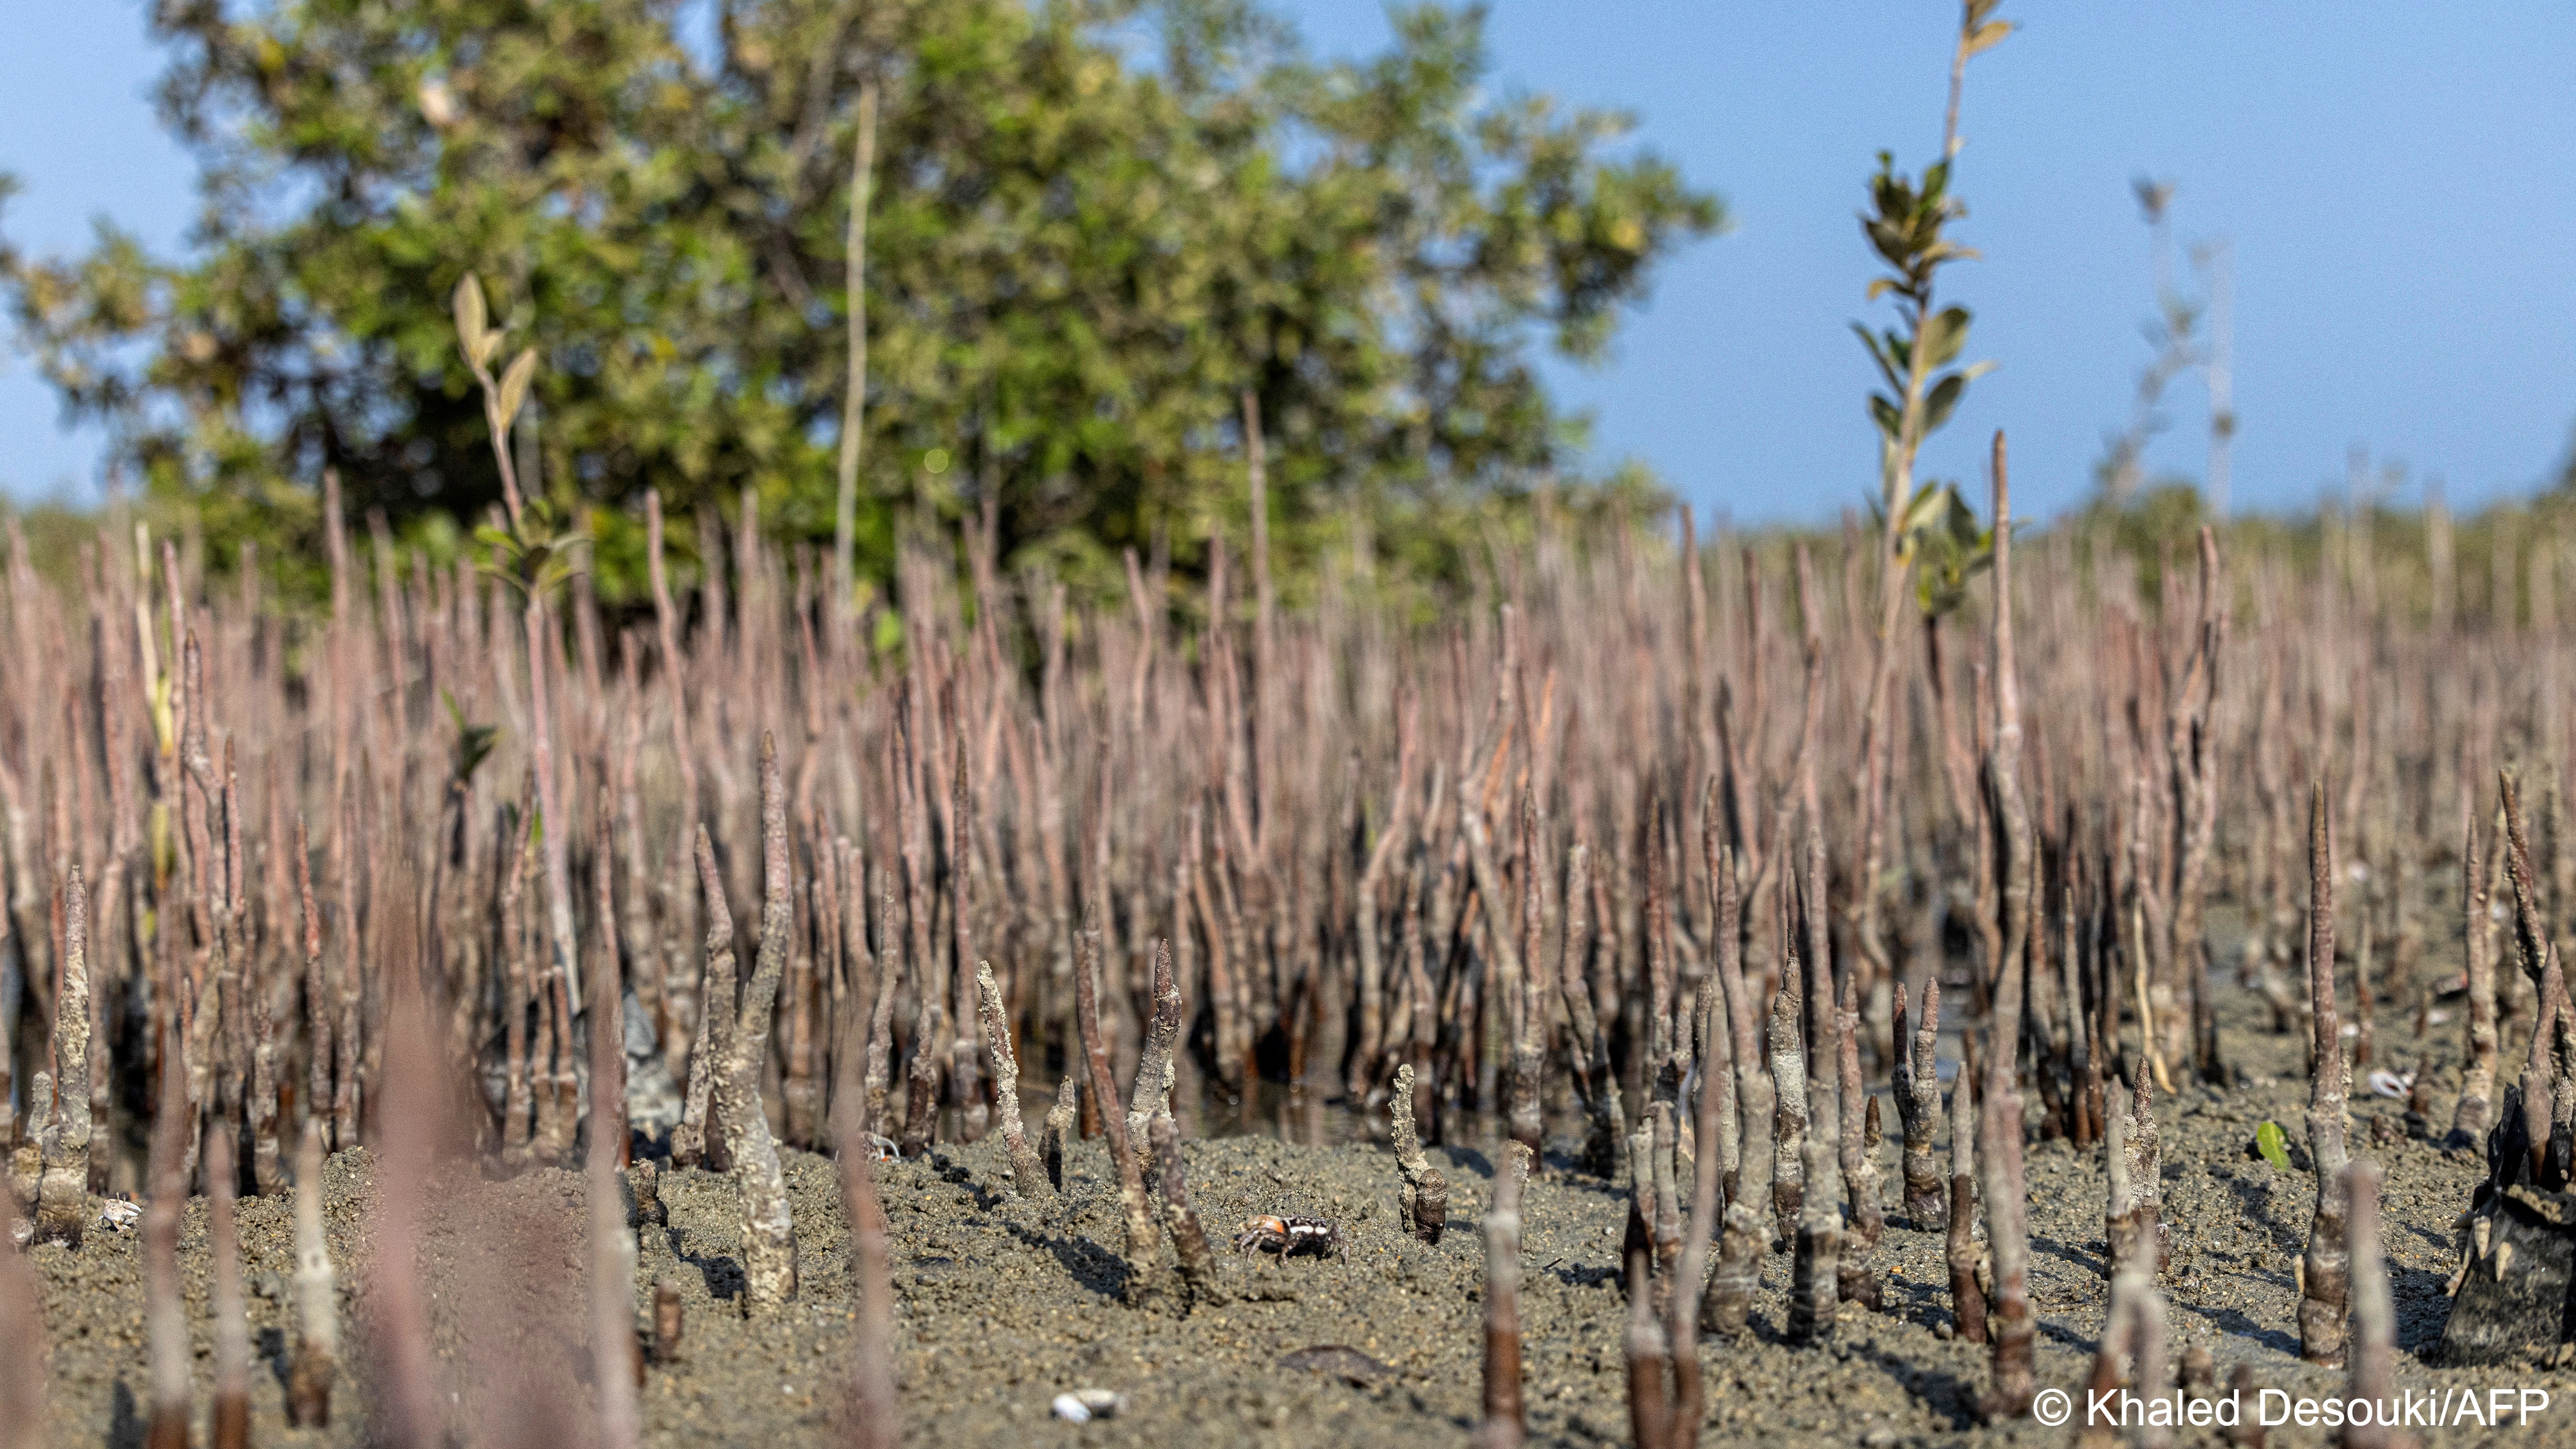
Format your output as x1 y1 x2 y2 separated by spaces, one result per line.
976 962 1051 1198
1785 1135 1841 1344
1835 971 1883 1311
839 1112 898 1449
1151 1114 1225 1308
1126 939 1183 1173
1478 1158 1527 1446
1895 977 1945 1229
1769 958 1809 1241
1703 838 1771 1339
2299 783 2352 1367
1946 1076 1985 1344
1391 1064 1447 1245
32 865 89 1248
2451 805 2499 1145
1075 924 1165 1305
708 734 799 1312
2343 1160 2413 1449
209 1127 249 1449
287 1119 337 1428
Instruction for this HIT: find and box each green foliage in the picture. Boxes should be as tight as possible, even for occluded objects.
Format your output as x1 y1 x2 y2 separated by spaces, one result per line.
1854 2 2005 522
443 689 501 785
1893 480 1995 619
1 0 1720 600
2254 1119 2291 1172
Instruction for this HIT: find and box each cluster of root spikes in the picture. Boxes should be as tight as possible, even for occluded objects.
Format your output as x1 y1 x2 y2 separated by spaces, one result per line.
0 428 2563 1444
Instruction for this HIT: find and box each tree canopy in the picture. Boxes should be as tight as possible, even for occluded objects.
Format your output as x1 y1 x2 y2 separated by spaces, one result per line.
3 0 1718 596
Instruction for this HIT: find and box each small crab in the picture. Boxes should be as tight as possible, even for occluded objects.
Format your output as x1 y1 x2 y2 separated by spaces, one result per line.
96 1197 141 1233
1233 1214 1347 1266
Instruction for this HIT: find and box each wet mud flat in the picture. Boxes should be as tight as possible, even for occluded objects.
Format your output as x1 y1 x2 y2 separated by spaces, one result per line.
21 981 2564 1448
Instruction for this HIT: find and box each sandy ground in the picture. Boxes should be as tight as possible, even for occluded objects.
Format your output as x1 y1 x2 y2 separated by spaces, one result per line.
20 975 2572 1448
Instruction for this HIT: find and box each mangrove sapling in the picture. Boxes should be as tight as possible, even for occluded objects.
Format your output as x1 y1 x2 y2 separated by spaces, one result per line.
1075 925 1165 1305
1478 1151 1527 1447
1703 843 1772 1339
287 1120 337 1427
1150 1114 1225 1307
1894 978 1945 1228
1391 1063 1447 1244
32 865 88 1248
2345 1161 2413 1449
976 963 1050 1198
1848 1 2014 996
2300 785 2353 1368
839 1112 897 1449
1125 939 1183 1174
2451 807 2501 1146
209 1127 249 1449
1947 1076 1986 1343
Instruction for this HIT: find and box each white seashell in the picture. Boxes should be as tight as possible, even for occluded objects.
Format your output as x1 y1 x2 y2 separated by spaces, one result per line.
2367 1070 2413 1099
1053 1389 1127 1422
2427 1009 2452 1027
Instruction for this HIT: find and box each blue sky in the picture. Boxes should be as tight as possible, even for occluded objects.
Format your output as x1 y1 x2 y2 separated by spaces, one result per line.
6 3 2575 524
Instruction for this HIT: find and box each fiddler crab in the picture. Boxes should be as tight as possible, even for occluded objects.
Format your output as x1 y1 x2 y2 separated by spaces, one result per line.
1233 1214 1347 1267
